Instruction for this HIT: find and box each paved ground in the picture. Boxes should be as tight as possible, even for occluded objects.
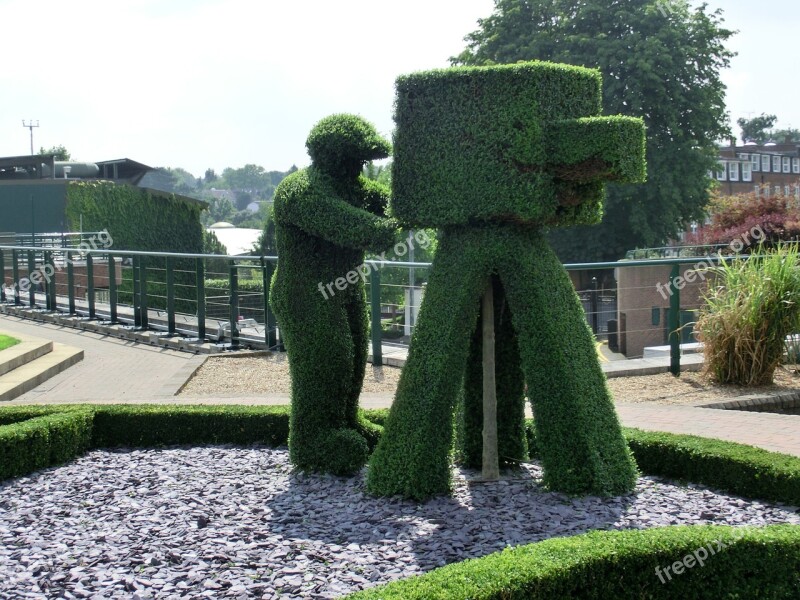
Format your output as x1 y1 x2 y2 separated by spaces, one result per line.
3 314 800 458
0 315 202 403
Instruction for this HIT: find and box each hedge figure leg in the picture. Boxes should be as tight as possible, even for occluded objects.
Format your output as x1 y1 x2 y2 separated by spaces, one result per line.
461 275 527 469
277 290 369 476
344 286 382 450
366 228 491 499
498 232 638 496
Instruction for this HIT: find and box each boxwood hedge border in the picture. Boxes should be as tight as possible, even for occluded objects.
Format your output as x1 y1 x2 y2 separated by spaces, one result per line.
1 404 798 599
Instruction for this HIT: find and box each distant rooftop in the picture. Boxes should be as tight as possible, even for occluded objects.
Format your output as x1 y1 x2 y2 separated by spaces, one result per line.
0 155 153 185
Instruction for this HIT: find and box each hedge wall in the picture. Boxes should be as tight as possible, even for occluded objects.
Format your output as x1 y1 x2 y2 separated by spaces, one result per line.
65 181 204 253
345 525 800 599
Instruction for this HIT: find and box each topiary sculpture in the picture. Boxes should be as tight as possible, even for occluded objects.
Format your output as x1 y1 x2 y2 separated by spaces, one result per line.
270 114 397 475
367 62 647 500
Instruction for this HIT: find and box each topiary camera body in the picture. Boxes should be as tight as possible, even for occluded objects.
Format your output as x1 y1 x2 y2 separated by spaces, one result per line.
391 61 646 229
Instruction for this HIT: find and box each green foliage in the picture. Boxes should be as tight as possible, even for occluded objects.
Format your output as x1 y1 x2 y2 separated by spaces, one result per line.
392 62 644 229
0 334 20 351
738 113 778 144
89 404 289 448
525 421 800 506
346 525 800 599
696 244 800 385
0 409 93 480
367 226 638 500
623 427 800 506
369 63 641 500
453 0 735 261
65 181 204 253
37 145 71 160
270 114 397 476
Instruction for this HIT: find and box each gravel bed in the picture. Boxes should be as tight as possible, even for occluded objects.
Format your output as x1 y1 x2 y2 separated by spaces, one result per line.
178 354 800 406
1 446 798 599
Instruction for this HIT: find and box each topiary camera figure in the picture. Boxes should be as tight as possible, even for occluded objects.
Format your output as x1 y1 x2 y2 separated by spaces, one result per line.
270 114 397 476
367 62 647 500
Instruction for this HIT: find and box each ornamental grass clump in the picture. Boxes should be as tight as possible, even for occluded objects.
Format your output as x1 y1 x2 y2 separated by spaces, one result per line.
697 243 800 385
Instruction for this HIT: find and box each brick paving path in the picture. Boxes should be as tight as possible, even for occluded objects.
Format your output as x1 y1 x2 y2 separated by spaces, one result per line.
3 314 799 458
0 315 202 403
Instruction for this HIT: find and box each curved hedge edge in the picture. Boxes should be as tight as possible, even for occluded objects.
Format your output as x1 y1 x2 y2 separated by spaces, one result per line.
0 409 93 481
344 525 800 599
524 421 800 506
622 427 800 506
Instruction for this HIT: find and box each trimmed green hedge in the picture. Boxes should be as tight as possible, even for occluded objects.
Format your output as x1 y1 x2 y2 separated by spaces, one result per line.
65 181 204 253
270 114 396 476
369 61 645 501
345 525 800 599
0 408 93 480
3 405 800 510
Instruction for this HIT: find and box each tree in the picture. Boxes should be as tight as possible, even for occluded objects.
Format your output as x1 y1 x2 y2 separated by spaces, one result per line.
737 113 778 144
453 0 735 261
204 168 218 184
772 127 800 143
38 145 70 160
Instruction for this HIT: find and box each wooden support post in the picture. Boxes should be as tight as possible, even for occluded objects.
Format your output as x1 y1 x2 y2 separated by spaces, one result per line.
482 281 499 481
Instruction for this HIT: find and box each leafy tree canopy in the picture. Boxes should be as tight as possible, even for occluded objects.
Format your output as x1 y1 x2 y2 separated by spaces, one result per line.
453 0 735 261
737 114 778 144
38 145 71 160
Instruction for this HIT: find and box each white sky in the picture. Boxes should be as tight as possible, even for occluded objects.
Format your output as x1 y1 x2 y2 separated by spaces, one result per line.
0 0 797 177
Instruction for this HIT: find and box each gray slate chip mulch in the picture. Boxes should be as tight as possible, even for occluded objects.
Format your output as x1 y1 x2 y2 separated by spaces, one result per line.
0 445 798 599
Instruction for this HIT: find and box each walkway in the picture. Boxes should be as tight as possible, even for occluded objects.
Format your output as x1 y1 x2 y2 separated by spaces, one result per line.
2 314 799 459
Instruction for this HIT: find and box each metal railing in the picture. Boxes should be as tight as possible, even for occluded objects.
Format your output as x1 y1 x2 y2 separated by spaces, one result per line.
0 244 734 373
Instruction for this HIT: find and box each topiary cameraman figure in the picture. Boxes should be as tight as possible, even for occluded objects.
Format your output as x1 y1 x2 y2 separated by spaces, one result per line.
367 62 647 500
270 114 397 475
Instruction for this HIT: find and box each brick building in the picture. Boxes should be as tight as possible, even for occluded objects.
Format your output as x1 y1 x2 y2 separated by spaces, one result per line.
714 138 800 200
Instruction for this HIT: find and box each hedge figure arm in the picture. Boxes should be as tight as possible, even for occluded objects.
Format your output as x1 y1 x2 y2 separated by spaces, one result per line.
544 116 647 184
277 178 397 252
359 176 391 217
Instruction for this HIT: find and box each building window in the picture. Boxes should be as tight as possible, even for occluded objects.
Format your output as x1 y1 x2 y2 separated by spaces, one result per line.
764 186 770 198
716 162 727 181
795 184 800 200
793 158 800 174
752 154 761 172
763 155 771 172
742 161 752 182
787 185 792 197
775 185 782 197
773 155 781 172
729 162 740 181
783 157 791 173
754 184 761 196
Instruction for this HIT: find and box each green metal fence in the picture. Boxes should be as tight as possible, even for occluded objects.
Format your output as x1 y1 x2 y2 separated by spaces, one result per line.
0 244 733 373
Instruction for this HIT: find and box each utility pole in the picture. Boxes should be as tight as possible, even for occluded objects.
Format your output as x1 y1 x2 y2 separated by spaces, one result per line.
22 120 39 155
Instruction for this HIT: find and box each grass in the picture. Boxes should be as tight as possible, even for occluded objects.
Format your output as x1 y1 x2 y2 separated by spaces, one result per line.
0 334 20 352
697 243 800 385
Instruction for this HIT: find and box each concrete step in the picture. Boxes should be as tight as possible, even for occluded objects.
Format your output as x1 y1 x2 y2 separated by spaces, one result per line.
0 333 53 377
0 343 84 402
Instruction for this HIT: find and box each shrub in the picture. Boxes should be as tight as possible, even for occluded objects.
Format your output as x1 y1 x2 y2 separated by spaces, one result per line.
367 61 645 500
89 404 289 448
696 244 800 385
270 114 396 476
345 525 800 599
0 409 93 480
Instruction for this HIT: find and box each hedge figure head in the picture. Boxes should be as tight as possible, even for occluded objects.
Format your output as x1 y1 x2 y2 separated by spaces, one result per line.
306 113 392 180
391 61 646 229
